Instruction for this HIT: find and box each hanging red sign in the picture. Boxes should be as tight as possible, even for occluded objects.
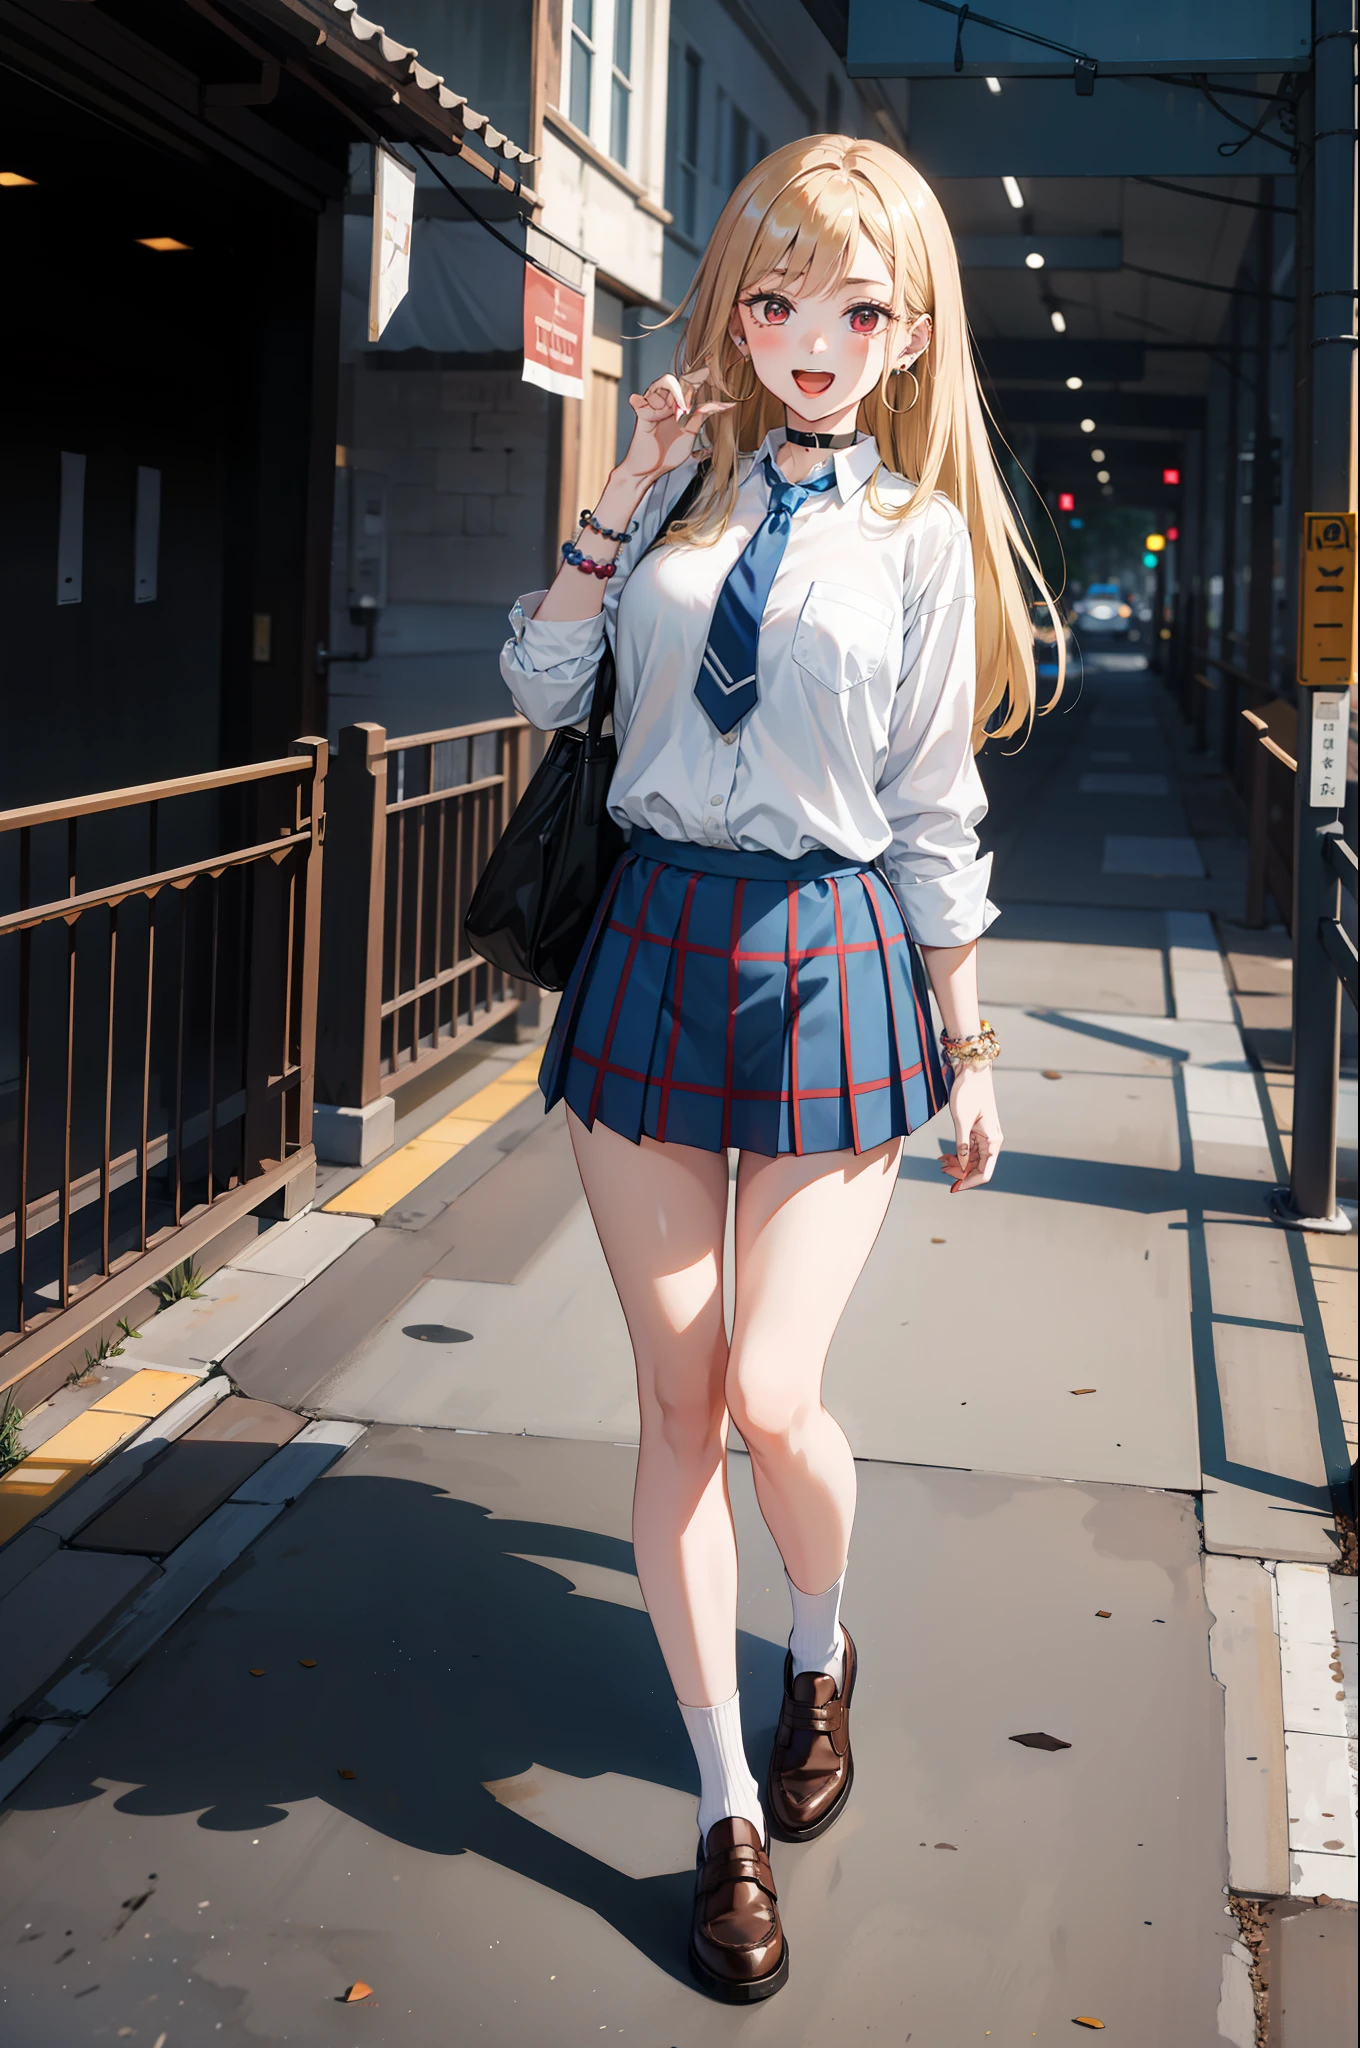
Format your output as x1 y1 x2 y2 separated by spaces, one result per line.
523 269 587 400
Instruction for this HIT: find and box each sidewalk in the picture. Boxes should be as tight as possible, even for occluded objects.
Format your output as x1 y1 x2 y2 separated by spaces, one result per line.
0 651 1354 2045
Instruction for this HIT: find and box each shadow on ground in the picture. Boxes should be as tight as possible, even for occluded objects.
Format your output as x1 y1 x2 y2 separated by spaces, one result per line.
13 1475 782 1989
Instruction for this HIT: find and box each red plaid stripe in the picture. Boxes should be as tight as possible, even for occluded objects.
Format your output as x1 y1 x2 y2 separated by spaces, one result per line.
587 858 664 1127
655 873 699 1144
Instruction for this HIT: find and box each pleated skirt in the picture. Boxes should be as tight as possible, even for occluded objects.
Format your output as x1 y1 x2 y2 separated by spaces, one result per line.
540 828 949 1157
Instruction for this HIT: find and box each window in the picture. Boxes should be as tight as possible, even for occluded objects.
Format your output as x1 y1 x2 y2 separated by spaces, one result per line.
610 0 633 166
570 0 595 135
667 43 701 239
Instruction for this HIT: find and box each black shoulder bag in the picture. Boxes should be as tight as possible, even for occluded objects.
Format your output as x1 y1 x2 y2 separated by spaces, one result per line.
464 468 706 990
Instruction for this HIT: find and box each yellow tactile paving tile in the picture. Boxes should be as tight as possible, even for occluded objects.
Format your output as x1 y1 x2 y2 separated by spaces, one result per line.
90 1369 202 1419
324 1047 544 1220
0 1410 145 1544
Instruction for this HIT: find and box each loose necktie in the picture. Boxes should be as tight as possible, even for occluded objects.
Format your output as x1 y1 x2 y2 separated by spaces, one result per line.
694 454 839 735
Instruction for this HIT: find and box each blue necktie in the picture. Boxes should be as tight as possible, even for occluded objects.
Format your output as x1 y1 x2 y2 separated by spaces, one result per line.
694 454 839 735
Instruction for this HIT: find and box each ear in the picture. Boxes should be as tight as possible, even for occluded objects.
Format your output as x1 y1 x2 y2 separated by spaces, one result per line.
896 311 933 368
727 305 748 347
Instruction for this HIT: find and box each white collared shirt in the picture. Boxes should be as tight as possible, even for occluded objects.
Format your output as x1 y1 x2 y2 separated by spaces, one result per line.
500 428 997 946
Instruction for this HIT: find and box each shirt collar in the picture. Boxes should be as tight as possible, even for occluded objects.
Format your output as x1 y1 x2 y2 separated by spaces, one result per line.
751 426 883 505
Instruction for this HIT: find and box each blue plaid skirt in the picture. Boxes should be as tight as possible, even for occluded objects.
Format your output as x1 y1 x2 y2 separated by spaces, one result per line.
540 828 949 1157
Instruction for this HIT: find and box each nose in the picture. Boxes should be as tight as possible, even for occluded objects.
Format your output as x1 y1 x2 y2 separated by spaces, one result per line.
806 330 829 356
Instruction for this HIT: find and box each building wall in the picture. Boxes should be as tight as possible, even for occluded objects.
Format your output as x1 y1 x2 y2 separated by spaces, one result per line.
327 363 553 741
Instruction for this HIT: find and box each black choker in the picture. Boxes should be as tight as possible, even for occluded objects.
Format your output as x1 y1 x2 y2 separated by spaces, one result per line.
784 427 858 450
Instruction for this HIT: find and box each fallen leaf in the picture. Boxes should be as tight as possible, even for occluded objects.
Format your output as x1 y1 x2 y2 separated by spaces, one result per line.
338 1768 357 1780
1095 1610 1112 1619
1071 1388 1097 1396
1010 1731 1072 1751
343 1981 373 2003
1073 2021 1105 2031
299 1658 318 1668
934 1842 957 1850
931 1237 946 1244
249 1667 266 1677
1317 1892 1333 1904
1042 1070 1063 1081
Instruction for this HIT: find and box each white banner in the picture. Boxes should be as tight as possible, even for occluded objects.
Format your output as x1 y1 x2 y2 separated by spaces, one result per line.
369 148 417 343
1308 693 1347 808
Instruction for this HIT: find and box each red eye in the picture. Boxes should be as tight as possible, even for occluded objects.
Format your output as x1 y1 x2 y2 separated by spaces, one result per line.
849 306 884 335
763 298 791 325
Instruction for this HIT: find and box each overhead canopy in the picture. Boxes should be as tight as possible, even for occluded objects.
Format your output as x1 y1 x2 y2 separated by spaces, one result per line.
225 0 537 182
845 0 1310 76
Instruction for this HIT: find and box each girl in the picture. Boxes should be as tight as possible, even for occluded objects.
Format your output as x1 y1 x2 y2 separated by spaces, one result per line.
500 134 1061 2002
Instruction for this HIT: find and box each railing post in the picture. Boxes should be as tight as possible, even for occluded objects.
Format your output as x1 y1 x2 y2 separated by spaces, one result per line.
290 737 328 1156
1243 715 1269 928
313 722 395 1166
1277 0 1356 1235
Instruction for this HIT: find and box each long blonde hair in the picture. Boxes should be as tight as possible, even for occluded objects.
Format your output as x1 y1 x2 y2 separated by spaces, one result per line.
659 135 1063 745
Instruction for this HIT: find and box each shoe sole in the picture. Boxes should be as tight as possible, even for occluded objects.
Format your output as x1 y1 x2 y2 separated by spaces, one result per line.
765 1635 857 1845
687 1936 790 2003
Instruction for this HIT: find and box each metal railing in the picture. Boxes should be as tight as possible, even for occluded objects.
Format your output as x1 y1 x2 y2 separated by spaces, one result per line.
0 744 325 1390
316 715 534 1114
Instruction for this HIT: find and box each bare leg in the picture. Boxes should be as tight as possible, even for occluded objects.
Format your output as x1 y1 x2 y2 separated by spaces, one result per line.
566 1107 738 1708
726 1138 902 1595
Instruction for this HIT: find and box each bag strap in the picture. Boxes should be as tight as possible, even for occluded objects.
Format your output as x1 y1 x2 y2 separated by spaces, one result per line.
586 463 710 749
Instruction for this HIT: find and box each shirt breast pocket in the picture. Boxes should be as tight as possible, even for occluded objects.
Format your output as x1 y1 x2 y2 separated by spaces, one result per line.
791 580 897 694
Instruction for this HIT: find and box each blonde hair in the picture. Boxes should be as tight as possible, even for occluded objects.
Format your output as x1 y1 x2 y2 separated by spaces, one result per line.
659 134 1063 745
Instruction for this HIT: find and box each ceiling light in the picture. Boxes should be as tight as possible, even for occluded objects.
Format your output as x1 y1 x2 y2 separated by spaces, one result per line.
1090 448 1105 462
1002 176 1024 209
1065 375 1083 390
0 171 36 187
1050 309 1067 333
137 236 191 252
1080 417 1095 433
1097 470 1111 483
985 76 1002 94
1025 251 1045 270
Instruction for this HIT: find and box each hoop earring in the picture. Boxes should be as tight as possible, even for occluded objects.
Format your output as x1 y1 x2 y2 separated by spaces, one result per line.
882 365 920 415
725 351 759 402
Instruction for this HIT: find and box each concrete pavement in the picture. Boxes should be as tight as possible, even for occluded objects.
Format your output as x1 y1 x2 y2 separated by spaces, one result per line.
0 650 1354 2044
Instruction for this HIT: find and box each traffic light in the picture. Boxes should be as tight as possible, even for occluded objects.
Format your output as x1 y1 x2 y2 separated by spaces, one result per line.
1145 533 1166 553
1058 492 1075 512
1162 468 1180 486
1142 552 1158 569
1166 526 1179 543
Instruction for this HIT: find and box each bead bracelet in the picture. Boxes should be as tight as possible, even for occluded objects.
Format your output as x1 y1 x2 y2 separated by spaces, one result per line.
579 508 636 544
561 540 617 579
940 1020 1001 1071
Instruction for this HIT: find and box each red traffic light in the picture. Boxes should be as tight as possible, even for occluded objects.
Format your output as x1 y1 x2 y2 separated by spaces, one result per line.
1162 467 1181 486
1167 526 1179 542
1058 492 1075 512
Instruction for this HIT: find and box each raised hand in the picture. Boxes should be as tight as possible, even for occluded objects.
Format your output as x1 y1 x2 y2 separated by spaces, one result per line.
618 365 735 485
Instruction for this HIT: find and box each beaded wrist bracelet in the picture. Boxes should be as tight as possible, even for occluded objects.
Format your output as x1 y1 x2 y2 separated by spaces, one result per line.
940 1019 1001 1071
580 508 636 544
561 539 617 579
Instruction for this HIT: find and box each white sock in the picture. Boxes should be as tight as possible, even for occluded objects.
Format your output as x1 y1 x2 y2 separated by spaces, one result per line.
678 1692 765 1843
787 1568 846 1691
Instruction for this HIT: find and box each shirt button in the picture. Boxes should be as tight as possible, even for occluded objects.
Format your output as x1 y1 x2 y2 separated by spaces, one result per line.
710 796 722 806
723 731 737 746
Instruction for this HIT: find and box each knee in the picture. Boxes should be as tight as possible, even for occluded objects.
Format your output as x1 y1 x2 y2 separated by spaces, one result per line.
643 1373 726 1465
725 1358 807 1453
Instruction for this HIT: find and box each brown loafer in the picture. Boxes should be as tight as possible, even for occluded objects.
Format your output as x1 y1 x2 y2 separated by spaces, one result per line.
688 1816 789 2002
765 1626 856 1843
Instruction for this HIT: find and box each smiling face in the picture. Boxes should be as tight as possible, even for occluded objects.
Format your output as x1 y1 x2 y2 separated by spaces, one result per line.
727 231 931 433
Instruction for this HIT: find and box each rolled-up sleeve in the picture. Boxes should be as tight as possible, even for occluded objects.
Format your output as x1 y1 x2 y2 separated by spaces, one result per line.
500 598 606 729
876 500 999 946
499 462 697 730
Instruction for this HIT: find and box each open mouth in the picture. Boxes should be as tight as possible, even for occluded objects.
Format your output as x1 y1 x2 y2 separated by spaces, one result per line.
792 370 835 396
